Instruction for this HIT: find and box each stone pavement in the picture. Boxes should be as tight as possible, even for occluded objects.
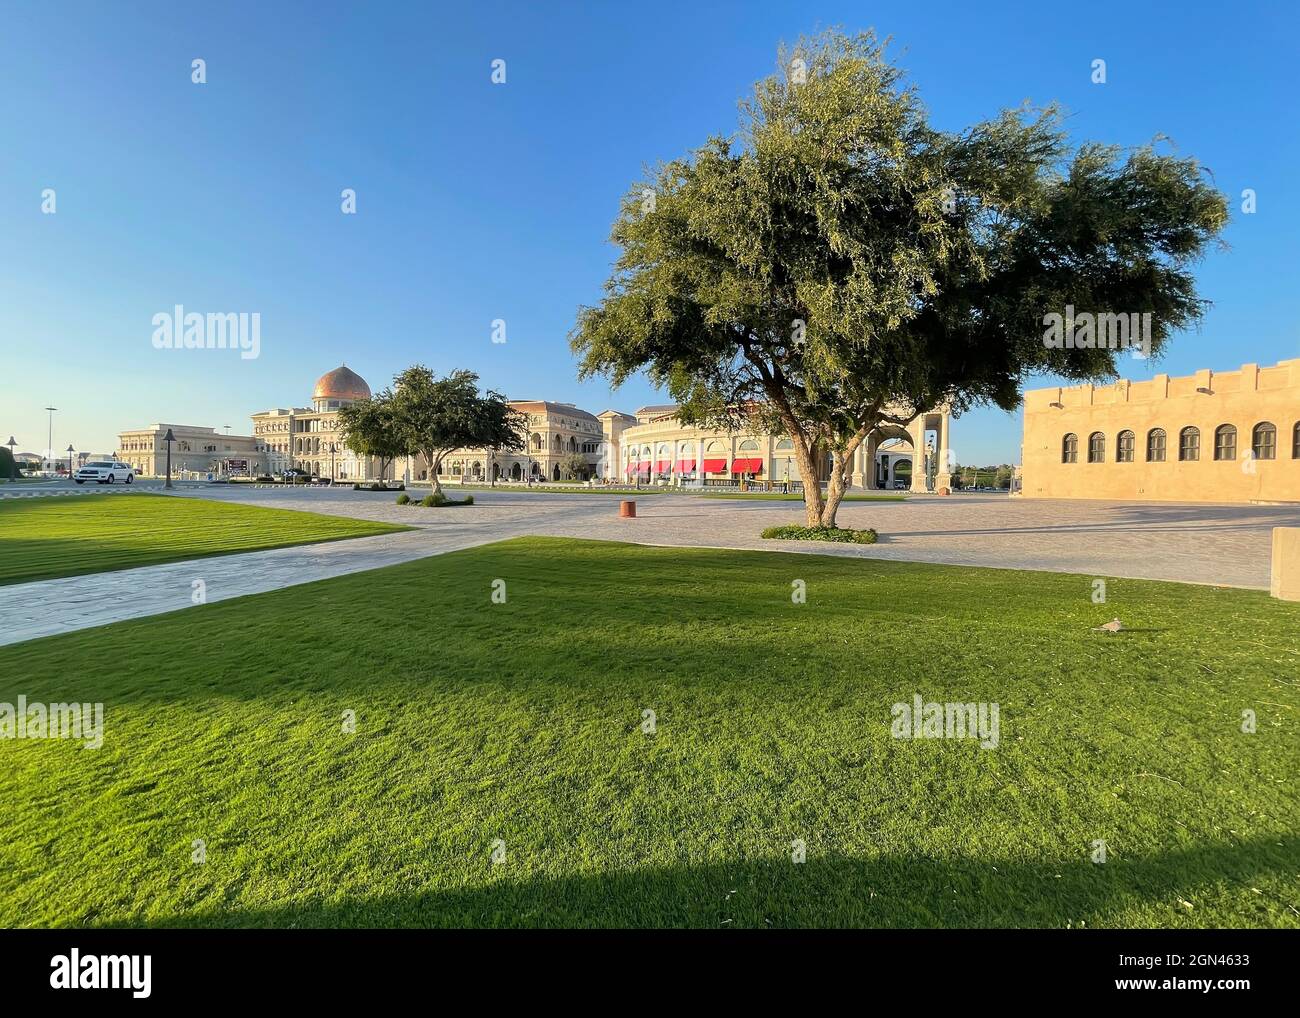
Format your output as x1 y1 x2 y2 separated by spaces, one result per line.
3 487 1297 645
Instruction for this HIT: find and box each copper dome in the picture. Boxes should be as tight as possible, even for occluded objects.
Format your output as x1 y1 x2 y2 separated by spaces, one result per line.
312 365 371 402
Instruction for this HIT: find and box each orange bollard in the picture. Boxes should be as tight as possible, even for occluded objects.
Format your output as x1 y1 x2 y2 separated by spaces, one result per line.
619 499 636 518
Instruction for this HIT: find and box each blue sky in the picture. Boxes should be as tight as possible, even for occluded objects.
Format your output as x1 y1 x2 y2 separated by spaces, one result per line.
2 0 1297 463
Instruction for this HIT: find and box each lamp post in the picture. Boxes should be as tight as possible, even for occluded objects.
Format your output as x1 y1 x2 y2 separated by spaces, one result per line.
43 406 58 474
66 444 74 478
5 437 16 481
163 428 175 489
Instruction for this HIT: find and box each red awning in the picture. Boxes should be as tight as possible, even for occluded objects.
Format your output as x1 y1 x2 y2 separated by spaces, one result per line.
701 458 727 473
654 460 671 473
676 458 696 472
731 458 764 474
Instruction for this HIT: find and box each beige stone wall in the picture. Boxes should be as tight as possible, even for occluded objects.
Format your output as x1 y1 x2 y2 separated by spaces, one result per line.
1021 359 1300 503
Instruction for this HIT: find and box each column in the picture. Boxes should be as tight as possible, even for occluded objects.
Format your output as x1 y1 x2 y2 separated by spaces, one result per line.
936 408 953 493
908 417 924 492
863 432 879 489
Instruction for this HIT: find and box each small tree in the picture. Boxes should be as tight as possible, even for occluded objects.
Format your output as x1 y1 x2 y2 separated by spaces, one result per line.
337 390 407 485
571 30 1227 528
389 366 525 497
557 452 587 480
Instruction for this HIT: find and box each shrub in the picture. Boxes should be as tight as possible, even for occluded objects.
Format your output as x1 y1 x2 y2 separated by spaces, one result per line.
761 524 878 544
395 493 411 505
421 492 450 507
463 494 474 505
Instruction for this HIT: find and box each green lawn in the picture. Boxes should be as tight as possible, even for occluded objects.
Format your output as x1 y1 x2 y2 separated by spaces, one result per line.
2 537 1296 928
0 494 408 585
702 492 907 502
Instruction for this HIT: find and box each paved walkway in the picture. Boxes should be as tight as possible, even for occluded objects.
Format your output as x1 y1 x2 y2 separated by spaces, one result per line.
3 488 1297 645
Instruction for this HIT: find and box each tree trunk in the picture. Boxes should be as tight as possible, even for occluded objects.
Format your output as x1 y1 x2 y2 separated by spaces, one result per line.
818 428 869 529
427 452 445 497
790 436 824 527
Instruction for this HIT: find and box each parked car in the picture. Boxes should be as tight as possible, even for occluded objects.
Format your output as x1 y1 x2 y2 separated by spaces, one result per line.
74 461 135 485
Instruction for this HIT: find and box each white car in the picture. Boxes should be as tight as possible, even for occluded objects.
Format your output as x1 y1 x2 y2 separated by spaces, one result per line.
74 461 135 485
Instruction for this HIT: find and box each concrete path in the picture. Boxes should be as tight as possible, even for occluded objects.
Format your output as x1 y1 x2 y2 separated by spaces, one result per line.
3 488 1297 645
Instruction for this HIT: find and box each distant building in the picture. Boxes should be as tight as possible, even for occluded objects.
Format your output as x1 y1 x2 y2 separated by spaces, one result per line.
115 363 957 489
612 403 952 491
116 424 261 477
1020 358 1300 502
250 365 379 480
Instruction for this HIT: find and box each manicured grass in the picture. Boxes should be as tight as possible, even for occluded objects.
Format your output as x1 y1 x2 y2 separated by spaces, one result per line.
0 494 409 585
702 492 906 502
1 537 1296 928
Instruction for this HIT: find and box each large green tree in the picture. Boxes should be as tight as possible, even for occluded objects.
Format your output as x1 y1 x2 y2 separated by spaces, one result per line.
389 366 525 496
571 30 1228 527
336 389 408 485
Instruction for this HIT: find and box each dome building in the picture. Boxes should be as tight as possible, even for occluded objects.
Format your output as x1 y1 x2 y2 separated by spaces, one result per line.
249 365 384 480
311 365 372 411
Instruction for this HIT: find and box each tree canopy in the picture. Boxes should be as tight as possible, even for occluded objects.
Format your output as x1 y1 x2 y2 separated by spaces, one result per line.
389 366 525 495
336 390 408 484
571 30 1228 526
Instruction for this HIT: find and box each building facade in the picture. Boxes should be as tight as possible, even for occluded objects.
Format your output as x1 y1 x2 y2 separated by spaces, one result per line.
1020 358 1300 503
250 365 383 481
116 425 261 477
115 363 957 491
401 401 608 483
611 404 954 492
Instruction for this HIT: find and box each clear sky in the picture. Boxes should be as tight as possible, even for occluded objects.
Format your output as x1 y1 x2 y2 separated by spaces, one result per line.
2 0 1297 464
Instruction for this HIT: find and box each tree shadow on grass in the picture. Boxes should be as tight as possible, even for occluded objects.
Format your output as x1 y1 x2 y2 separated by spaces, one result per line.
115 834 1298 929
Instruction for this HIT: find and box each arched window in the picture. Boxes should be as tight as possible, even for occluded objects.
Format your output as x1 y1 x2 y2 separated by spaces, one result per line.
1146 428 1166 463
705 440 724 454
1116 430 1135 463
1087 432 1105 463
1179 427 1200 462
1214 424 1236 461
774 437 794 451
1062 433 1078 463
1294 422 1300 459
1252 422 1276 461
738 439 760 452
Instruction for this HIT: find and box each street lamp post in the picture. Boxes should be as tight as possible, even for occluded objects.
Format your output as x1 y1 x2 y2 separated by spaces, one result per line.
66 444 74 478
5 437 16 481
43 406 58 474
163 428 175 489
